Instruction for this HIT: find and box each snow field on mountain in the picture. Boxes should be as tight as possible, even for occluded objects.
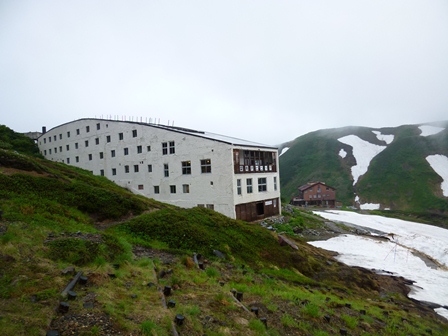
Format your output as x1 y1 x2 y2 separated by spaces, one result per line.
372 130 394 144
338 134 387 186
419 125 445 137
310 210 448 319
426 154 448 197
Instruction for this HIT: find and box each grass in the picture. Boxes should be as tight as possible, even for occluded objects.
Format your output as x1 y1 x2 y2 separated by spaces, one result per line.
1 136 448 335
341 314 358 329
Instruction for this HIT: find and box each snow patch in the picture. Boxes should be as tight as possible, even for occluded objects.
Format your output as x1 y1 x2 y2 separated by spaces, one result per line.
359 203 381 210
426 154 448 196
310 210 448 319
355 194 381 210
435 308 448 320
372 130 394 144
338 135 387 185
280 147 289 156
419 125 444 137
338 148 347 158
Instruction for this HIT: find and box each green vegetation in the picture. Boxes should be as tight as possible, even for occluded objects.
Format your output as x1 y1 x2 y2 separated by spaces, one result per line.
280 122 448 213
280 130 354 204
358 133 448 212
0 124 42 157
0 126 447 335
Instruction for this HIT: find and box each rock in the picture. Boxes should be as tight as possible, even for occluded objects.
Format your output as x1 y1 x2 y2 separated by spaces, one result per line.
61 266 75 275
213 250 225 259
234 317 249 326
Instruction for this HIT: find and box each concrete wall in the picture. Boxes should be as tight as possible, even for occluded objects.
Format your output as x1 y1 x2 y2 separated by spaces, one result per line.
37 118 281 220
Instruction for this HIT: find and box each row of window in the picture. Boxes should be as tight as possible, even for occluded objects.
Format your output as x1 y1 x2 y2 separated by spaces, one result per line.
305 187 331 193
236 177 277 195
43 141 162 157
309 194 332 199
119 183 209 196
42 124 140 144
60 158 212 177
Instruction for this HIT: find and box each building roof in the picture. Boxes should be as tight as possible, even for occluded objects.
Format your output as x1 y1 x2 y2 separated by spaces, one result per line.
298 181 336 191
40 118 278 150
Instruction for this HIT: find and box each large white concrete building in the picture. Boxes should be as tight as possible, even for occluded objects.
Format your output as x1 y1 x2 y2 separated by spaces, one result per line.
37 118 281 221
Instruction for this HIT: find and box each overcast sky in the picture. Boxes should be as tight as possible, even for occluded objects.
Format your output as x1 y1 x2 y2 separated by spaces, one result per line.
1 1 447 145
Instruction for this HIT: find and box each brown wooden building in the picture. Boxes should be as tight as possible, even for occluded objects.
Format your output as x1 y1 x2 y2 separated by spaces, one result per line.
291 182 336 207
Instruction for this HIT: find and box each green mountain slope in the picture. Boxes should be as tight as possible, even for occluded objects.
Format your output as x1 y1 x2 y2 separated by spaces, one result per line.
2 125 447 335
280 122 448 212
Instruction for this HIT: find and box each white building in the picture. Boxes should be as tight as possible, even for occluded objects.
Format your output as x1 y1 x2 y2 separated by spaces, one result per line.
37 118 281 221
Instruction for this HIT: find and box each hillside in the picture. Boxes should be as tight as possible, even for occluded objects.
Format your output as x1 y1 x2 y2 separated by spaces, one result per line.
1 126 447 335
280 121 448 213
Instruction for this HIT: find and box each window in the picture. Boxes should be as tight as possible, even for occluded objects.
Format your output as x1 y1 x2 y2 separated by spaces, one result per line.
206 204 214 210
147 164 152 172
137 145 142 154
96 123 100 130
237 179 242 195
132 129 137 137
170 185 176 194
76 156 79 162
44 138 46 144
59 146 62 152
54 147 57 153
44 150 47 155
258 177 267 192
111 150 115 157
100 152 104 159
88 154 92 161
67 158 70 164
119 132 124 140
49 137 51 143
124 148 129 155
183 184 190 193
134 165 139 173
164 164 169 177
86 126 90 132
95 138 99 145
112 168 117 176
138 184 144 190
59 134 62 140
182 161 191 175
67 131 70 138
274 177 277 191
106 135 111 143
154 186 160 194
162 142 168 155
54 135 56 141
66 144 70 151
125 165 130 173
247 178 253 193
85 140 89 147
49 149 52 154
147 145 151 152
75 143 78 149
169 141 175 154
76 129 80 135
234 149 277 173
201 159 211 173
100 169 104 176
